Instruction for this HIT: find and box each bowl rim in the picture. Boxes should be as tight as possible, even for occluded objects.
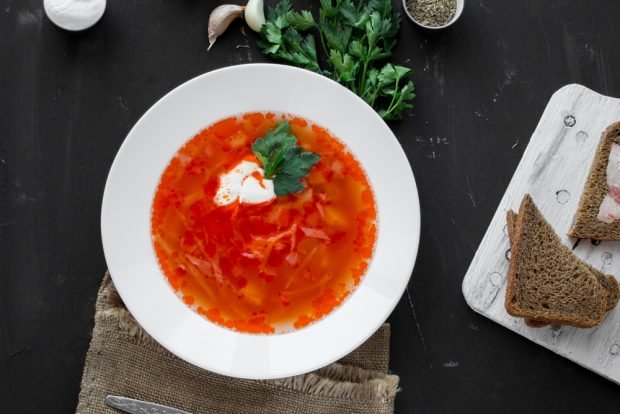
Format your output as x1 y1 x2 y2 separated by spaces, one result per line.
402 0 465 30
101 63 421 379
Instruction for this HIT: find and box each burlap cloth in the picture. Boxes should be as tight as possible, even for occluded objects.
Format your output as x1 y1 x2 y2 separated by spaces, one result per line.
76 273 399 413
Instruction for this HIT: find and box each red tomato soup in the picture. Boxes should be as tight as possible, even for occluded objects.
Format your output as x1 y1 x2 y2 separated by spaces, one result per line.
151 112 377 334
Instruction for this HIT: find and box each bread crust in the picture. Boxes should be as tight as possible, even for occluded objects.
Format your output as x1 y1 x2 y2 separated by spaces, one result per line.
523 319 550 328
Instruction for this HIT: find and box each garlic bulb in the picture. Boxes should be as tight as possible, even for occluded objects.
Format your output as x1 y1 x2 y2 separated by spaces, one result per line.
244 0 265 32
208 4 245 51
43 0 106 31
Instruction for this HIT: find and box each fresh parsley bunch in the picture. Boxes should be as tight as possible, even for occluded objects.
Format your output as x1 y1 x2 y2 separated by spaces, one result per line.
258 0 415 120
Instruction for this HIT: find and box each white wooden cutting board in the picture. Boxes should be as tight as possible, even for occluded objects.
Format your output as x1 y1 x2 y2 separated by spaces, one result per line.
462 84 620 384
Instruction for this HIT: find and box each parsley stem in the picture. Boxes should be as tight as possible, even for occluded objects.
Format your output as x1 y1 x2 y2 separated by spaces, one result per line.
359 60 369 95
381 76 401 119
317 29 329 59
359 33 376 96
368 86 379 107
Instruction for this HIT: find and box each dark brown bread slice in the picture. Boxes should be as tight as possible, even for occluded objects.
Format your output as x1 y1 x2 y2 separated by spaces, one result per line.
508 210 619 313
569 121 620 240
507 210 619 328
505 195 607 328
507 211 551 328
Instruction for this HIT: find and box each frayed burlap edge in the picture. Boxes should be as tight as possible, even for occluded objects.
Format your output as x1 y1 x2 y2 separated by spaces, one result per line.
88 272 399 404
271 365 399 402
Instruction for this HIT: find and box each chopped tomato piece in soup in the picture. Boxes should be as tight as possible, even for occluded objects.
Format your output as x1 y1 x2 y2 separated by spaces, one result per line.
151 112 377 334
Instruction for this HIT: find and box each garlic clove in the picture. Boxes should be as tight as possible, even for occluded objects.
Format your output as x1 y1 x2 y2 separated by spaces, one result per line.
208 4 245 51
244 0 265 33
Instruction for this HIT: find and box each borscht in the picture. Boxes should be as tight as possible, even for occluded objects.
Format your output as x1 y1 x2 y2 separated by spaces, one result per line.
151 112 377 334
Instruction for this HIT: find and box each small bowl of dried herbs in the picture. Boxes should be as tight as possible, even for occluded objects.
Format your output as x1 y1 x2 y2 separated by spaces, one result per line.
403 0 464 31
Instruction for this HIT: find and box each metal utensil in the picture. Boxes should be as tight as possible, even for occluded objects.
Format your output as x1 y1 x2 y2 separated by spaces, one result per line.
105 395 192 414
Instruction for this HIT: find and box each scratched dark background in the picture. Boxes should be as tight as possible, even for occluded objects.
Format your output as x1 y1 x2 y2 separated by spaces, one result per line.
1 0 620 412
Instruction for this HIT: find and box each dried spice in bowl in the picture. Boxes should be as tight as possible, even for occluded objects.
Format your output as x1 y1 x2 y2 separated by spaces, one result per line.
406 0 457 27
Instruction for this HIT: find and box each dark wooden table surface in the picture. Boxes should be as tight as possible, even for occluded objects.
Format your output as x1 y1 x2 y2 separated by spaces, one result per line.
2 0 620 412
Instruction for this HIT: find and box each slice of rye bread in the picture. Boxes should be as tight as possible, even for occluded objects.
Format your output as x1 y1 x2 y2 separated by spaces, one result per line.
506 211 550 328
505 194 608 328
506 210 620 328
569 121 620 240
507 210 619 312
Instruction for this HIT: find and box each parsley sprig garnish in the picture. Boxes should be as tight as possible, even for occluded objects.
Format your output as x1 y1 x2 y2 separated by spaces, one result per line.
257 0 415 120
252 122 320 196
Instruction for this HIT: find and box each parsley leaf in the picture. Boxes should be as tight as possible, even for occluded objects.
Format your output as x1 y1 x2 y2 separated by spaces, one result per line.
375 64 415 120
288 10 316 30
258 0 415 121
251 122 320 196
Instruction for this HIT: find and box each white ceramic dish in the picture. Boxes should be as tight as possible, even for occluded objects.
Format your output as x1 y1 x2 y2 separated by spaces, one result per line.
101 64 420 379
402 0 464 31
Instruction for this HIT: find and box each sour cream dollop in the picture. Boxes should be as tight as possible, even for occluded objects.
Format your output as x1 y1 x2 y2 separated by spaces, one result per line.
214 160 275 206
